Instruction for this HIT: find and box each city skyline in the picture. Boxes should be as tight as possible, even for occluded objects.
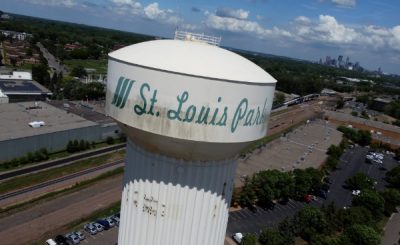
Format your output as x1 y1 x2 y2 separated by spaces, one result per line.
1 0 399 74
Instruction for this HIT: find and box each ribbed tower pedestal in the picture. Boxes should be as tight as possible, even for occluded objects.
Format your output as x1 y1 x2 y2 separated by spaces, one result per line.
118 140 237 245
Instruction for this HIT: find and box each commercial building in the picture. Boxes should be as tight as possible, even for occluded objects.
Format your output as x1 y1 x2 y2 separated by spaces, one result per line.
0 71 52 102
0 101 119 162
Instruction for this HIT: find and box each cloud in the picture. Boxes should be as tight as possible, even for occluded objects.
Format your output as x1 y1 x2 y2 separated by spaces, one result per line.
143 3 180 25
205 11 290 39
291 15 400 54
215 8 249 20
294 16 311 25
191 7 201 13
331 0 356 8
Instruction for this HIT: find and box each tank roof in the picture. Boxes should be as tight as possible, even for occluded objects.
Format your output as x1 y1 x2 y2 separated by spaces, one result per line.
109 39 276 84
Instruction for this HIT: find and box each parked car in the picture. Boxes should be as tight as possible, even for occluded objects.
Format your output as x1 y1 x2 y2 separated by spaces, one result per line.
65 233 80 244
111 215 120 226
54 235 69 245
74 231 85 241
232 233 243 244
45 239 57 245
105 217 116 227
93 222 104 232
352 190 361 196
84 223 98 234
303 194 313 203
95 220 110 230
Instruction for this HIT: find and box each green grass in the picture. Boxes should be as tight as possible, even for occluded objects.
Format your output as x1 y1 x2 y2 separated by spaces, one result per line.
0 150 125 195
64 59 107 73
0 167 124 216
0 142 124 173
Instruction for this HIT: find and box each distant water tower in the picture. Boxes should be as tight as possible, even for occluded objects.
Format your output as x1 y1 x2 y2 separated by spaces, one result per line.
106 31 276 245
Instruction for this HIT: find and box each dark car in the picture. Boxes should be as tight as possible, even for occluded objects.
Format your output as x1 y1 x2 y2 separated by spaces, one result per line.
316 189 328 199
96 220 110 230
54 235 69 245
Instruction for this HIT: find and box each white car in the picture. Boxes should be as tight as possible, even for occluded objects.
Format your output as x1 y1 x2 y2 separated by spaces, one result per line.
93 222 104 232
352 190 361 196
45 239 57 245
84 223 97 235
65 233 80 244
74 231 85 241
232 233 243 244
106 217 116 227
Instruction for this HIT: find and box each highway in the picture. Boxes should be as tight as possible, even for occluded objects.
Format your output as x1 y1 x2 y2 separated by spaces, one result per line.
0 143 125 181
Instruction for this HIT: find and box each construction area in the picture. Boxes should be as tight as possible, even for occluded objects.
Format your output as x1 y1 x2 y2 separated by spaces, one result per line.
235 119 342 187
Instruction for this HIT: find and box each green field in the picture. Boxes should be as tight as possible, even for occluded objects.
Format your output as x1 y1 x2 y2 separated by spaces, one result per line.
64 59 107 73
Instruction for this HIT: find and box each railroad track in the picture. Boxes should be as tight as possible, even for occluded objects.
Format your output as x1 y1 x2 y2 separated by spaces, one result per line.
0 144 125 181
0 159 124 201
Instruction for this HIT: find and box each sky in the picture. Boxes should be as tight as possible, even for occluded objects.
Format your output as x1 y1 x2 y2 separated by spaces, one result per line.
1 0 400 74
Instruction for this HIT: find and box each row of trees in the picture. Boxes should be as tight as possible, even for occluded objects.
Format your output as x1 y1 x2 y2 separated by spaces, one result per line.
237 167 323 209
337 126 372 146
0 148 49 170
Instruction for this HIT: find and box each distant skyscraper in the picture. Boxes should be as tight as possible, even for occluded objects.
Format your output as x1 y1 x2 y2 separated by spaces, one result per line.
325 56 331 65
338 55 343 68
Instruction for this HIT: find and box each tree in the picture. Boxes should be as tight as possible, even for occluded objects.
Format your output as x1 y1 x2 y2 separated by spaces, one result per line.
106 136 115 145
327 145 343 158
278 218 295 245
79 139 86 151
66 140 74 153
380 189 400 215
293 206 328 241
242 233 258 245
351 111 358 117
70 65 87 78
259 228 284 245
32 64 50 86
293 168 323 199
357 130 372 146
336 207 375 231
339 224 380 245
386 165 400 188
336 98 345 109
345 172 375 191
273 92 285 107
352 189 385 218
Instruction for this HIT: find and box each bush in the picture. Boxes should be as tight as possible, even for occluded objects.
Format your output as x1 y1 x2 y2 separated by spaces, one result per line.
106 136 115 145
345 172 375 191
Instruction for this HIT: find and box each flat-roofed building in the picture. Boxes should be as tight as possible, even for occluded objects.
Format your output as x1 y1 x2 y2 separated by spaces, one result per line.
0 71 52 102
0 101 120 162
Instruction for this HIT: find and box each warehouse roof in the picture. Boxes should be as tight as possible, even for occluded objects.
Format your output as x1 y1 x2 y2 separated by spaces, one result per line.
0 101 97 141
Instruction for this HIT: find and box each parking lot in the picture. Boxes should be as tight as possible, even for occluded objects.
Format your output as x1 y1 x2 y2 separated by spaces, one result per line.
83 226 118 245
227 146 399 236
235 120 342 187
326 146 398 208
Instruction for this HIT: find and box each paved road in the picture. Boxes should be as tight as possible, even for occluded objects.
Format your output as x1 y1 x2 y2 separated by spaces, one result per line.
37 42 68 75
382 211 400 245
0 176 122 245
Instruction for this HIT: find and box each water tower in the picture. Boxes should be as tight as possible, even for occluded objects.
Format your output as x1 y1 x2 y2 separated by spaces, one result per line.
106 32 276 245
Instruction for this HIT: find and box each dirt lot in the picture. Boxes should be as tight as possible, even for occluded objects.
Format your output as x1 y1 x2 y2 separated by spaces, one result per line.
0 176 122 245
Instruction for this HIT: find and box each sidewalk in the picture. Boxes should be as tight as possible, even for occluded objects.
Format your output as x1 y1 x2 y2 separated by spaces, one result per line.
382 211 400 245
